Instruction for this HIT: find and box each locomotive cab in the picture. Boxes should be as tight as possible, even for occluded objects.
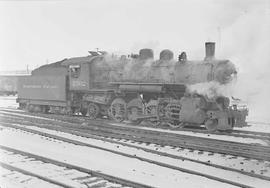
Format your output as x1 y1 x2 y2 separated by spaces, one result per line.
69 64 81 78
68 62 91 91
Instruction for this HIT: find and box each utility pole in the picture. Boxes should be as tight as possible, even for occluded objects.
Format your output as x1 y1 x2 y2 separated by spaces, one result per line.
217 26 221 51
217 27 221 43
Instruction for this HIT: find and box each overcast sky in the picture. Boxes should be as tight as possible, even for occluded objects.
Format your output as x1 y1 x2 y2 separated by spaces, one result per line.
0 0 270 120
0 0 269 71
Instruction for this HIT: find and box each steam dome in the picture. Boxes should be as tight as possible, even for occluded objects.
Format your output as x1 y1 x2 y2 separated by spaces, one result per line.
160 49 174 60
139 49 154 60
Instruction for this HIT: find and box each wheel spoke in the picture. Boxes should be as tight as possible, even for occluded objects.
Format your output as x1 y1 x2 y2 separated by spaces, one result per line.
145 100 160 126
165 101 182 128
87 103 100 119
110 98 126 122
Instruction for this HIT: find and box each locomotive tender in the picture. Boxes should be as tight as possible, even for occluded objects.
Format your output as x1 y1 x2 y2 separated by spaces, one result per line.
17 42 248 131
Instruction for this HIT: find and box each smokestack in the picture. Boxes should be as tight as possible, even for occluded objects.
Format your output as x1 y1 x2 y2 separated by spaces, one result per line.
205 42 215 60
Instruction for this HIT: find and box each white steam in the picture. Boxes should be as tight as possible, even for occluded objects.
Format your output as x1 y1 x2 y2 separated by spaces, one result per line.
187 81 234 99
220 6 270 122
187 4 270 123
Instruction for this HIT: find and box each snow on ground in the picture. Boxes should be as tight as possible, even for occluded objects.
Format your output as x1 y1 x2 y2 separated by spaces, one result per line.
0 126 240 188
0 96 18 109
0 148 115 188
0 97 270 187
1 95 270 146
0 107 269 146
110 122 270 146
1 125 270 188
0 109 55 121
9 124 270 178
235 121 270 133
0 165 61 188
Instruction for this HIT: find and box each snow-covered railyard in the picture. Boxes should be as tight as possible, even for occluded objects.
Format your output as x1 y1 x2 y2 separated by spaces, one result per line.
1 96 270 188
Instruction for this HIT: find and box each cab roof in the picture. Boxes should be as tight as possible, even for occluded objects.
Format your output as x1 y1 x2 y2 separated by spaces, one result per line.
61 55 103 66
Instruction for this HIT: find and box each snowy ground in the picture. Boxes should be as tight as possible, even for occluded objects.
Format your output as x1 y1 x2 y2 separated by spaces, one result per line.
235 122 270 133
110 122 270 146
1 107 269 146
0 95 18 109
0 125 240 188
1 99 270 147
1 96 270 187
0 165 61 188
0 148 124 188
5 124 270 180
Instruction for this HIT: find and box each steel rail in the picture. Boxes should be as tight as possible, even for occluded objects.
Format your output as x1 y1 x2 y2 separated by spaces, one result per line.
0 162 75 188
0 124 266 188
2 108 270 140
0 145 152 188
2 120 270 181
6 120 270 181
1 112 270 161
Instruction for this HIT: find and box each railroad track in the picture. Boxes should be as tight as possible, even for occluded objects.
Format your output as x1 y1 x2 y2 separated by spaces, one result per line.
1 120 270 187
1 113 267 178
1 109 270 161
1 107 270 141
1 110 270 161
1 109 270 186
0 164 61 188
179 126 270 141
0 146 149 188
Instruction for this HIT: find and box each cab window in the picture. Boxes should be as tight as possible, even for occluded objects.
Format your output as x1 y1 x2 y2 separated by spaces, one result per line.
69 65 81 78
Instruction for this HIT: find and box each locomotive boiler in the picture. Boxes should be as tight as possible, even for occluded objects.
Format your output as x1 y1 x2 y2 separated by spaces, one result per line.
17 42 248 131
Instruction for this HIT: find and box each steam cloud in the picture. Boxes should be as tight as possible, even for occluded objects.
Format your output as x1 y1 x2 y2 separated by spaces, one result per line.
220 7 270 122
107 5 270 123
185 5 270 123
187 81 234 99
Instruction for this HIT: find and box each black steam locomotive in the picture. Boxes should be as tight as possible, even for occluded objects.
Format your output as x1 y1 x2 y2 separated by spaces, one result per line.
17 42 248 131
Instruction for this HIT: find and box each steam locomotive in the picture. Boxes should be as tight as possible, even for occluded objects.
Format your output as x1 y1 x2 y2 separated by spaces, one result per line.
17 42 248 131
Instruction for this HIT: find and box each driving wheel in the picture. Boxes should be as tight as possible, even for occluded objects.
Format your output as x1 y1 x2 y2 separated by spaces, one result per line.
110 98 126 122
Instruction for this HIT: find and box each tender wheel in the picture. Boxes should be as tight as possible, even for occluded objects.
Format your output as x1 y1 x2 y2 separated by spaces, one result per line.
205 119 218 131
19 103 26 110
145 100 160 126
26 104 34 112
41 106 49 114
87 103 100 119
167 120 184 129
110 98 126 122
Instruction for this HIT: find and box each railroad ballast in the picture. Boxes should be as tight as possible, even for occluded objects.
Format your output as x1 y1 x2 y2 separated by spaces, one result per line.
17 42 248 131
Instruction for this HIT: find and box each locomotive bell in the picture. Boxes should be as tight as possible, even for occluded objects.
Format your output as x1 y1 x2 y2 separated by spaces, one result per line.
139 48 154 60
205 42 215 60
